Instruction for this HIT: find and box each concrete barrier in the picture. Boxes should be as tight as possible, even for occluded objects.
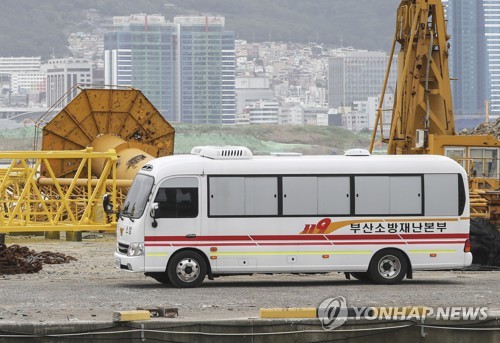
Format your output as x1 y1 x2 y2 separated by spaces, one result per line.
0 316 499 343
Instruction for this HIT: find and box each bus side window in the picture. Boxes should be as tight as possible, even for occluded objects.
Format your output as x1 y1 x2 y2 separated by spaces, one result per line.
424 174 458 216
354 176 422 216
209 176 278 216
153 177 199 219
154 187 198 218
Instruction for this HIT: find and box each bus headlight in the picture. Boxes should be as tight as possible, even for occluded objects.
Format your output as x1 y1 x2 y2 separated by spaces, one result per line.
127 242 144 256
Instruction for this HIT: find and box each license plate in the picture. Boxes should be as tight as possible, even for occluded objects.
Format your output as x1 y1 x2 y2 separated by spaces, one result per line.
115 257 121 269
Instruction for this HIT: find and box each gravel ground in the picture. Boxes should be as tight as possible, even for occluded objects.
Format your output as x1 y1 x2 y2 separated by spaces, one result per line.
1 235 500 324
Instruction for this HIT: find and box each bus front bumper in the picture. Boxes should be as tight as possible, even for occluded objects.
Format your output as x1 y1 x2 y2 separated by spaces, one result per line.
114 252 145 273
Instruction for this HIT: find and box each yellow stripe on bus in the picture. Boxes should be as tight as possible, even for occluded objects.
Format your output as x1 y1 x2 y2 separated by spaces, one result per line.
146 253 168 257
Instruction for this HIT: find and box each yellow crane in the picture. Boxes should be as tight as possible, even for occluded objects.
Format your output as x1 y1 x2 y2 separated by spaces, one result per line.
370 0 500 221
0 87 175 238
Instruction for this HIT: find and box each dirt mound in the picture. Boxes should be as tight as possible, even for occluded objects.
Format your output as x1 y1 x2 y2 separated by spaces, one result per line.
460 118 500 139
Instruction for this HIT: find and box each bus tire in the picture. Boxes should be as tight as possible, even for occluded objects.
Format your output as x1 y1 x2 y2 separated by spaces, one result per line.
350 272 372 282
168 251 207 288
368 249 407 285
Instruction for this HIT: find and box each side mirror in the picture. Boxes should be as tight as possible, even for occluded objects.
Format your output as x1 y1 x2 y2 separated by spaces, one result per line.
150 203 159 218
103 194 113 214
151 203 159 228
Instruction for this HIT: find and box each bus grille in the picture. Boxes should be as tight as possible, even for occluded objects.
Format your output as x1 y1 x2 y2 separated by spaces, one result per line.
118 243 129 254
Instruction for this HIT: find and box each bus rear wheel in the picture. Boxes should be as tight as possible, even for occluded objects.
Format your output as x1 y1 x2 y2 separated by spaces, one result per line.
168 251 207 288
368 250 407 284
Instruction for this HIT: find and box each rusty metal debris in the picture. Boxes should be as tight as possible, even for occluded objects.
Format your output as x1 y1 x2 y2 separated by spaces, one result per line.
460 118 500 139
0 243 77 275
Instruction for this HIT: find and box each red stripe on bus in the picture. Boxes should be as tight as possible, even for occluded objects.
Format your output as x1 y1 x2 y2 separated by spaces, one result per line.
333 240 463 245
145 242 334 247
326 234 400 240
171 243 258 247
257 242 333 246
400 233 468 239
145 240 463 248
327 234 468 240
145 235 253 242
145 233 468 242
251 235 328 241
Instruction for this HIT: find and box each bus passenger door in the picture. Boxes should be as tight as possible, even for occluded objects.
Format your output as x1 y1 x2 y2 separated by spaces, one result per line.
145 177 201 271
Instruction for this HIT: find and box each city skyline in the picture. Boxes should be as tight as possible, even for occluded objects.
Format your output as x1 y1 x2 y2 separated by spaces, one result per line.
445 0 490 125
1 2 497 132
442 0 500 126
484 0 500 118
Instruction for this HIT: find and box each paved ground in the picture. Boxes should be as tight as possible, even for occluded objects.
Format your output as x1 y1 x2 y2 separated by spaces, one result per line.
1 235 499 324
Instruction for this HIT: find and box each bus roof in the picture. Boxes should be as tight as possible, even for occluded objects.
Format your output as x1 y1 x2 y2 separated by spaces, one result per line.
140 151 466 179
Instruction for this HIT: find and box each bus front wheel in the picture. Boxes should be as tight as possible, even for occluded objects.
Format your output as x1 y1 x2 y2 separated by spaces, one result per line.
168 251 207 288
368 250 408 284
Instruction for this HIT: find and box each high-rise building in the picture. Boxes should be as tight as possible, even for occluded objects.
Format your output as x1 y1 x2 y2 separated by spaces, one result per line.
444 0 489 124
484 0 500 118
0 57 46 96
174 16 236 124
0 56 41 73
104 14 236 124
327 49 396 109
43 58 93 108
104 15 176 121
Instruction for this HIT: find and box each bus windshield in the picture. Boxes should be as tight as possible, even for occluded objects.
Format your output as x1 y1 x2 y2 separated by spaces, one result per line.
122 174 154 219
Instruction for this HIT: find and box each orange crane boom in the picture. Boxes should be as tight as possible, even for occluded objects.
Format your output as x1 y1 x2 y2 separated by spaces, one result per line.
370 0 500 221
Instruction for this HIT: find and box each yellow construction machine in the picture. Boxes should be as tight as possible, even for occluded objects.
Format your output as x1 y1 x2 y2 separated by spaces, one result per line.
370 0 500 223
0 87 175 237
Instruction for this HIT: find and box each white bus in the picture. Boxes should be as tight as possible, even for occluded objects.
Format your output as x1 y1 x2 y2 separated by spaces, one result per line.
111 146 472 288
